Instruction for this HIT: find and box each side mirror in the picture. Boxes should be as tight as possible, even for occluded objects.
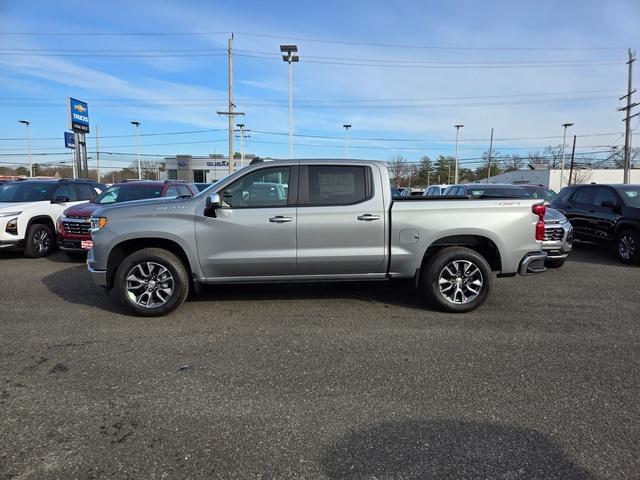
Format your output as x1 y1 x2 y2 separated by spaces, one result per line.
89 195 97 203
204 193 221 218
52 195 70 204
601 200 616 208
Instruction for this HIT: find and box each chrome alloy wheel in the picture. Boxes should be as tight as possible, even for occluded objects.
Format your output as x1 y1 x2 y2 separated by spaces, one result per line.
618 234 636 261
126 262 175 308
438 260 484 305
33 229 52 255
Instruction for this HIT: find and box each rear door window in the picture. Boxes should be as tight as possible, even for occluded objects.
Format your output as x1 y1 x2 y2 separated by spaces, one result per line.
306 166 369 206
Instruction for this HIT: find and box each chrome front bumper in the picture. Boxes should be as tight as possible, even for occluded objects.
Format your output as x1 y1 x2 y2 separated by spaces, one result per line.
519 251 548 275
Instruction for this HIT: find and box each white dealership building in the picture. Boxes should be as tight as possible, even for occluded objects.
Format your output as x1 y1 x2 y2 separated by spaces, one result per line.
164 154 259 183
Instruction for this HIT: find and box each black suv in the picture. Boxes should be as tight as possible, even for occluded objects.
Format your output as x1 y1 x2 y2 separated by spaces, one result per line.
551 184 640 264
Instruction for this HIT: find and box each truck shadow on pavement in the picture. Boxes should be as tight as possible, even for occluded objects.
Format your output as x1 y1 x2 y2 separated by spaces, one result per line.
41 264 129 314
321 419 594 480
40 262 428 314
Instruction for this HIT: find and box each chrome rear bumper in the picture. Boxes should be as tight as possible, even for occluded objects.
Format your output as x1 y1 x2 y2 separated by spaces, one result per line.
519 251 548 275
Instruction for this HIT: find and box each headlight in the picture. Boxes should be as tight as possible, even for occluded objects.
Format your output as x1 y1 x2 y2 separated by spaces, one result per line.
5 217 18 235
0 211 22 218
90 216 107 232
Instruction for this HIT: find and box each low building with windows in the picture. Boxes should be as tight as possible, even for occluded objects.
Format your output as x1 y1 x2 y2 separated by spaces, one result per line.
164 154 258 184
486 168 640 192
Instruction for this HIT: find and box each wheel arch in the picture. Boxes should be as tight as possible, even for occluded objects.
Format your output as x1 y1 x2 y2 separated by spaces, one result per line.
106 237 194 289
416 234 502 286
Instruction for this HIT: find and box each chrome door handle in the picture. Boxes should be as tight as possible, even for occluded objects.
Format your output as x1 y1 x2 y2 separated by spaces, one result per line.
269 216 292 223
357 214 380 221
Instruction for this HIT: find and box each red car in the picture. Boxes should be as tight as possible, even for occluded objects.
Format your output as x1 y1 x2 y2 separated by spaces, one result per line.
58 180 198 257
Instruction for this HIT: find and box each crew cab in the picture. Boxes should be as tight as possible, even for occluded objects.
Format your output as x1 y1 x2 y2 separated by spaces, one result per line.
87 160 548 316
551 183 640 264
58 179 198 257
0 178 105 257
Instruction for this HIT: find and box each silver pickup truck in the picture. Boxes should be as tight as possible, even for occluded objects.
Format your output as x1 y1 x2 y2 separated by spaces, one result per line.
87 160 547 316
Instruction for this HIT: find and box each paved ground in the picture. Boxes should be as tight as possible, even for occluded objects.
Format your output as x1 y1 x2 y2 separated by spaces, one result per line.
0 243 638 479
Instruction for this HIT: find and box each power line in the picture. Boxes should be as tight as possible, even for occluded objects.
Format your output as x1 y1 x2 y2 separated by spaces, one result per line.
0 30 630 52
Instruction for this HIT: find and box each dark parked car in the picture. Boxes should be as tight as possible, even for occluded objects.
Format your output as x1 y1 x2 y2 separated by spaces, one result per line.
551 184 640 264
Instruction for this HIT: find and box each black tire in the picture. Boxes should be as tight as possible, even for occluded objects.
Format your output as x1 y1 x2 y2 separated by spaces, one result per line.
65 251 87 262
421 246 492 313
114 248 189 317
23 223 55 258
545 257 566 269
615 229 640 265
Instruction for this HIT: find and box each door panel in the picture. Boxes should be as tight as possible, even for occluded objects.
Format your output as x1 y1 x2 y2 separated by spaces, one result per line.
195 165 297 279
196 206 297 278
296 165 386 275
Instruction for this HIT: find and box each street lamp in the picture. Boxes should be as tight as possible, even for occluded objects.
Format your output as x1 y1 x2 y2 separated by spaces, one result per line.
280 44 299 159
453 124 464 184
18 120 32 177
560 122 574 188
237 123 246 168
131 121 141 179
343 124 352 159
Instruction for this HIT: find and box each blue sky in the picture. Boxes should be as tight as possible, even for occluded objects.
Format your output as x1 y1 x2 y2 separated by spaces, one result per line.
1 0 639 172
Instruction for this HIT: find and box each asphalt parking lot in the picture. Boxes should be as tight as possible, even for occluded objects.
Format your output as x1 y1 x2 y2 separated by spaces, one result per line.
0 244 638 479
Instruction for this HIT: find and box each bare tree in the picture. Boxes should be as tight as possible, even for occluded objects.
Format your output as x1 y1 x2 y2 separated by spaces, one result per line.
500 154 525 172
388 155 409 186
527 151 548 169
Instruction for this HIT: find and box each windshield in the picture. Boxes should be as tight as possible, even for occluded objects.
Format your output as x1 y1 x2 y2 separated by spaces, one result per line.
95 184 164 204
526 186 557 201
616 187 640 207
467 187 532 198
0 182 56 202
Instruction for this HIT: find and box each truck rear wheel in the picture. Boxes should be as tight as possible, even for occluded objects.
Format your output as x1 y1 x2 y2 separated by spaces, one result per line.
422 247 491 313
114 248 189 317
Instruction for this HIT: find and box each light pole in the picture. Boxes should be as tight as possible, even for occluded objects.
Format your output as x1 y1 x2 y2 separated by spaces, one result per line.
280 44 299 159
237 123 246 168
453 124 464 184
18 120 32 177
559 122 573 188
131 121 141 179
343 124 351 159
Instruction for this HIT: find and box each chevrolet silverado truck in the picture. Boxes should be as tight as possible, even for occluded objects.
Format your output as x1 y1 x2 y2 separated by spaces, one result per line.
87 160 548 316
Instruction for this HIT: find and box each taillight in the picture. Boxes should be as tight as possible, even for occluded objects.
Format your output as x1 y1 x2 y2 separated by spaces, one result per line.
532 203 546 241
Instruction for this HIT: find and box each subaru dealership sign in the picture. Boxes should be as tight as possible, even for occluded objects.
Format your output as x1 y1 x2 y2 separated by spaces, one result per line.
68 97 90 133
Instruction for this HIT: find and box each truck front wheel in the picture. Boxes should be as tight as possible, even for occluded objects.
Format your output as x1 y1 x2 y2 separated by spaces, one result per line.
114 248 190 317
422 247 492 313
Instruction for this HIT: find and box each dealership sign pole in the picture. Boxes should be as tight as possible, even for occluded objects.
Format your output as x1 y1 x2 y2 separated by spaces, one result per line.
68 97 90 179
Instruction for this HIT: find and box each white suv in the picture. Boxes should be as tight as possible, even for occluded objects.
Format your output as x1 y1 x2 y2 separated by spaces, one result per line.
0 179 105 257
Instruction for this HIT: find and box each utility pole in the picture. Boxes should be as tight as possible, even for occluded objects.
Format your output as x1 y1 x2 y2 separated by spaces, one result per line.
559 122 574 188
486 127 494 183
454 124 464 184
95 125 100 183
281 45 299 158
217 34 244 174
619 48 637 184
131 121 141 179
18 120 32 177
343 124 351 159
568 135 577 186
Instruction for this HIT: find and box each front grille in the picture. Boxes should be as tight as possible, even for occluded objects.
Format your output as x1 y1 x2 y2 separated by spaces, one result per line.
543 226 564 242
63 220 91 235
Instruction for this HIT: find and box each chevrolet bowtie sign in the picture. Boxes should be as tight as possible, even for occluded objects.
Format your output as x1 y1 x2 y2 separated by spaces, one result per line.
68 97 90 133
